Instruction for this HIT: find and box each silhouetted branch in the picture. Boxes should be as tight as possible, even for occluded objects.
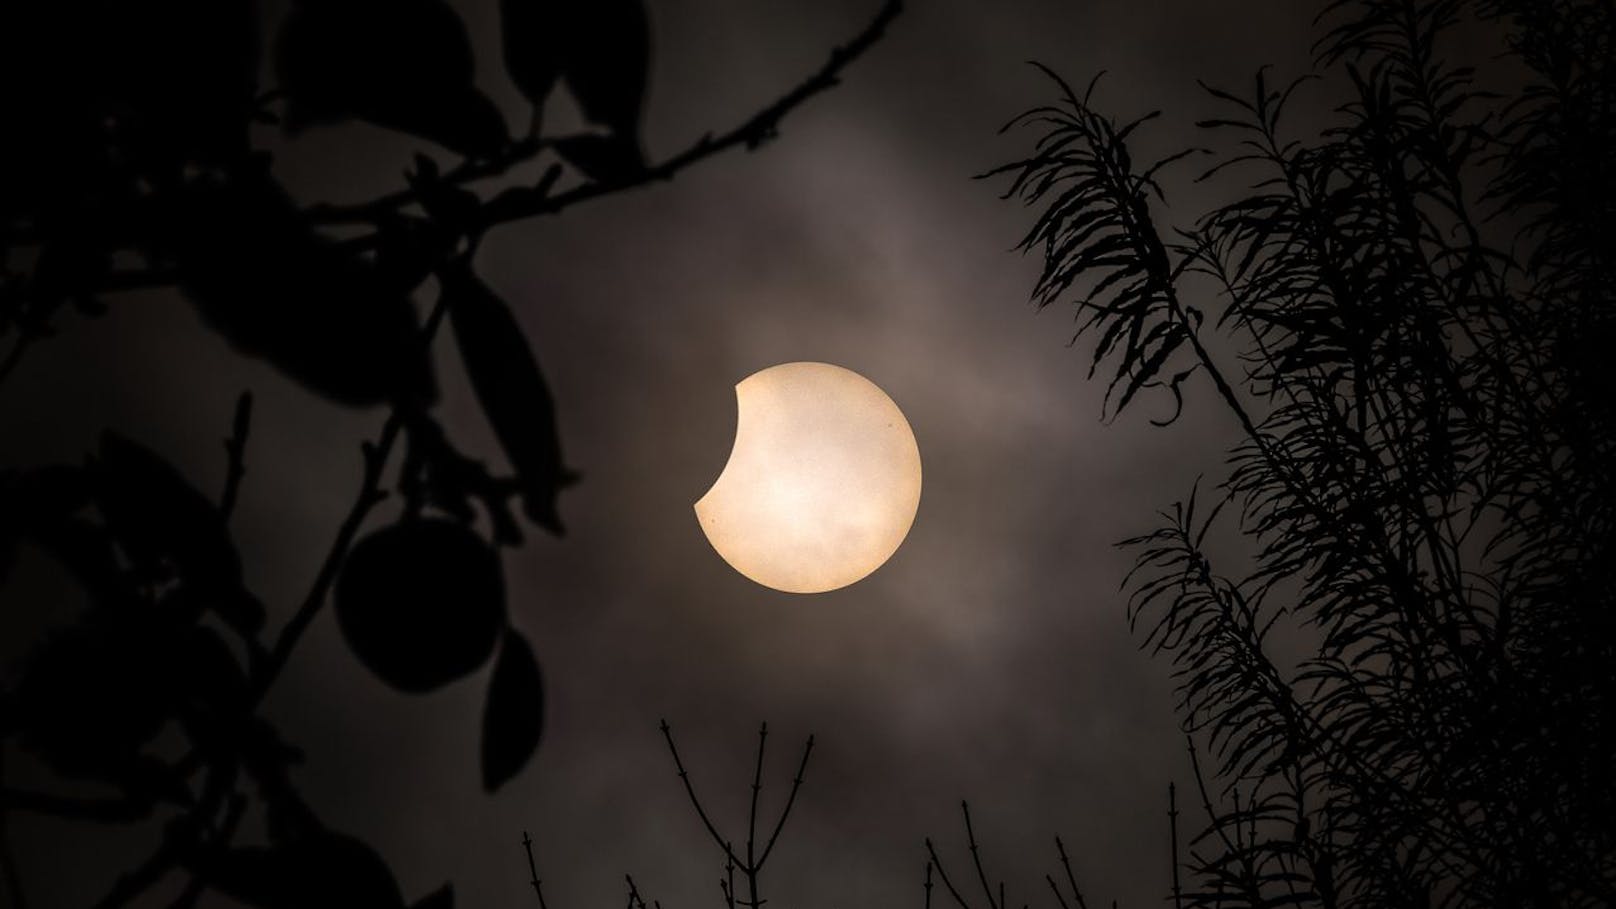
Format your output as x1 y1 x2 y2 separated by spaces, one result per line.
723 841 737 909
744 722 767 909
925 835 975 909
219 391 254 522
306 135 546 225
1050 836 1089 909
522 831 549 909
960 802 1001 909
1168 784 1182 909
756 734 814 869
659 720 747 869
322 0 903 239
252 408 401 704
626 874 648 909
251 287 457 703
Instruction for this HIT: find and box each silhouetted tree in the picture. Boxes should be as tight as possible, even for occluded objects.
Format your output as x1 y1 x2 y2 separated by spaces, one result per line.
517 721 816 909
0 1 900 906
980 0 1615 905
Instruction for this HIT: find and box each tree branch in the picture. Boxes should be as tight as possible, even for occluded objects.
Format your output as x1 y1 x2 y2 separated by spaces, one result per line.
219 391 253 522
756 734 814 870
659 720 745 869
522 831 549 909
324 0 902 238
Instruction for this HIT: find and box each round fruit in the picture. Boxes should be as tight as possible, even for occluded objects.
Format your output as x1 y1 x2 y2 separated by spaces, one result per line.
334 519 504 693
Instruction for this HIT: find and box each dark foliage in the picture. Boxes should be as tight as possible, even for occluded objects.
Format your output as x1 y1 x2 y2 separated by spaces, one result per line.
481 630 546 792
0 0 902 905
978 0 1616 905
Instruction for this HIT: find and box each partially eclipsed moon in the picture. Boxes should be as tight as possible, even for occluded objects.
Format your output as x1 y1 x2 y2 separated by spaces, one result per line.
695 362 922 594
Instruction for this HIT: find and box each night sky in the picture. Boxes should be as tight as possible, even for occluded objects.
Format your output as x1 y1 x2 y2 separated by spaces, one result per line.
4 1 1344 906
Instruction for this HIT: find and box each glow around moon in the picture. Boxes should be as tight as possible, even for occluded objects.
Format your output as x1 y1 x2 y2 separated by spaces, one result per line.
695 362 922 594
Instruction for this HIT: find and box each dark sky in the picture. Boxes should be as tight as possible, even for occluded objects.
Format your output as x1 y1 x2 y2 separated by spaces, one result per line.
2 1 1335 906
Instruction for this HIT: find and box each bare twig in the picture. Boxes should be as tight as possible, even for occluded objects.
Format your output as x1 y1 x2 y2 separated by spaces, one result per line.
250 283 457 705
925 836 975 909
251 407 401 704
522 831 549 909
660 720 746 869
756 735 814 869
626 874 649 909
723 842 737 909
322 1 902 239
960 802 1001 909
743 723 768 909
1052 836 1089 909
1168 783 1183 909
219 391 253 521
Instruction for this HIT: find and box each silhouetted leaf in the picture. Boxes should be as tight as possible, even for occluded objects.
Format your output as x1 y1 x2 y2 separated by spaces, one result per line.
207 832 406 909
554 133 645 183
443 263 577 535
0 465 89 588
89 432 242 594
481 629 544 791
335 519 505 693
14 623 173 779
559 0 650 139
500 0 649 141
412 884 454 909
161 167 436 407
173 625 249 719
277 0 508 157
100 0 259 166
500 0 562 132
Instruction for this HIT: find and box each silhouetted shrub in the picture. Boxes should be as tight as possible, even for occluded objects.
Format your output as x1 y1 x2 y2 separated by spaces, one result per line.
0 1 901 905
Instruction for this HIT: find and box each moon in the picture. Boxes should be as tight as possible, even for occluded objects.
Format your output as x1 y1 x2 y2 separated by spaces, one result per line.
695 362 922 594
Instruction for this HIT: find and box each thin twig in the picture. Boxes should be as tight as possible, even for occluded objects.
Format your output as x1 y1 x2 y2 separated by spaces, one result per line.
744 722 767 909
219 391 253 521
306 136 545 225
924 837 974 909
1168 783 1183 909
756 735 814 869
724 842 737 909
960 802 1000 909
522 831 549 909
324 0 902 241
660 720 745 868
251 408 401 704
626 874 649 909
1053 836 1089 909
1044 875 1069 909
925 861 935 909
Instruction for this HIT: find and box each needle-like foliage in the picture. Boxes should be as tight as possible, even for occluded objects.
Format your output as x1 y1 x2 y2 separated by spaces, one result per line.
992 0 1615 905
